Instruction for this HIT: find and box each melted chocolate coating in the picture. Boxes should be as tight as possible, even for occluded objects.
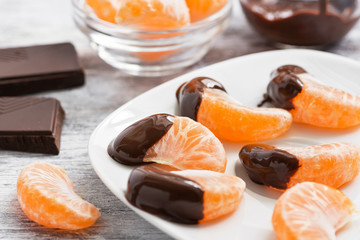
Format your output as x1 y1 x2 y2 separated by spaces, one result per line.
108 114 174 165
126 166 204 224
176 77 226 120
241 0 359 46
239 144 300 189
259 65 305 110
270 65 307 79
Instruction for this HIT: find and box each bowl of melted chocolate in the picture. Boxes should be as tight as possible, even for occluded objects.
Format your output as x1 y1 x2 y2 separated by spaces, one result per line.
240 0 360 46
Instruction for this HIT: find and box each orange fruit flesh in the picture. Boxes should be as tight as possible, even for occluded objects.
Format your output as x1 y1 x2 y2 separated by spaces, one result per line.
173 170 246 222
186 0 227 22
144 116 227 173
117 0 189 62
87 0 190 62
86 0 118 23
291 75 360 128
272 182 356 240
197 88 293 142
116 0 190 31
17 162 100 230
283 142 360 189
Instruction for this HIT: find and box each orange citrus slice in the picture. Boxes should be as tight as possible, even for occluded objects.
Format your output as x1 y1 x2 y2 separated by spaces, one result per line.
185 0 228 22
285 142 360 189
175 169 245 223
86 0 119 23
261 65 360 128
240 142 360 189
272 182 357 240
17 162 100 230
126 165 245 223
115 0 190 31
116 0 190 61
87 0 190 62
108 113 227 172
291 76 360 128
176 77 293 142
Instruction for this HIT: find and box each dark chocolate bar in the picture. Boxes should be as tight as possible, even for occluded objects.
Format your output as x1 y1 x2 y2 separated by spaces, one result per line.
0 43 84 96
0 97 65 155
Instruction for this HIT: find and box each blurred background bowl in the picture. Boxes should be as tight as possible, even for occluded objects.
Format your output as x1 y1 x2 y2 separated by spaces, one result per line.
239 0 360 48
72 0 232 77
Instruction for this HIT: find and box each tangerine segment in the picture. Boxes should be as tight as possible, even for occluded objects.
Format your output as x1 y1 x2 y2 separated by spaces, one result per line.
284 142 360 189
185 0 227 22
126 166 245 223
291 74 360 128
240 143 360 190
272 182 356 240
197 88 293 142
86 0 119 23
17 162 100 230
116 0 190 30
174 170 246 223
144 116 227 173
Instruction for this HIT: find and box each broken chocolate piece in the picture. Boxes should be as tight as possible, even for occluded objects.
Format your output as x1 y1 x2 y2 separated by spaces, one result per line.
0 97 65 154
0 43 84 96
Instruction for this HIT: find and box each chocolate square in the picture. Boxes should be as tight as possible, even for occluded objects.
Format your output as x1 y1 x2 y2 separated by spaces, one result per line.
0 42 84 96
0 97 65 154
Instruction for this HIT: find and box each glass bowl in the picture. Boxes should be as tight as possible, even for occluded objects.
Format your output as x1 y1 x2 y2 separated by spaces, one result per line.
72 0 232 77
240 0 360 48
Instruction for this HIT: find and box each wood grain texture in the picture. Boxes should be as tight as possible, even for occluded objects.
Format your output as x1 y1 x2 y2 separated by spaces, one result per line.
0 0 360 239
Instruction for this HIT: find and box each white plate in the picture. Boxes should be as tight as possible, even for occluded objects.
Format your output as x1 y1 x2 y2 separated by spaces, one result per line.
88 49 360 240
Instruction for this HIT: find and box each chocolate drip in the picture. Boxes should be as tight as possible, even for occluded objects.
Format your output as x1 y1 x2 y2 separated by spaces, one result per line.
176 77 226 120
239 144 300 189
259 65 304 110
126 166 204 224
108 114 174 165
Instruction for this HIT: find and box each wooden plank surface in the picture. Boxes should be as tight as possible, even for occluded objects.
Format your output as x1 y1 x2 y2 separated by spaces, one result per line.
0 0 360 239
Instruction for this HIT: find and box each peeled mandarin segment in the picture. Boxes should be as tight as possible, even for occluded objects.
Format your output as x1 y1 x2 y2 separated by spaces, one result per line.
284 142 360 189
240 143 360 190
115 0 190 31
144 115 227 173
108 114 227 173
198 89 293 142
272 182 356 240
291 75 360 128
17 162 100 230
115 0 189 62
174 170 246 223
262 65 360 128
86 0 119 23
185 0 228 22
176 77 293 142
126 166 245 224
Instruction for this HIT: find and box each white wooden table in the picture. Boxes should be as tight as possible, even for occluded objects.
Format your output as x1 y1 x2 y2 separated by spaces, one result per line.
0 0 359 239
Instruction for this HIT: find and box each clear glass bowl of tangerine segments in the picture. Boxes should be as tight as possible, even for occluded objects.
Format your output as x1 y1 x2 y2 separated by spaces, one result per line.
72 0 232 77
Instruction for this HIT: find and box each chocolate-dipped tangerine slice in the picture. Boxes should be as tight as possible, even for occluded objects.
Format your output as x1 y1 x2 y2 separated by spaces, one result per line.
126 165 246 224
176 77 292 142
108 113 226 172
260 65 360 128
239 142 360 189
